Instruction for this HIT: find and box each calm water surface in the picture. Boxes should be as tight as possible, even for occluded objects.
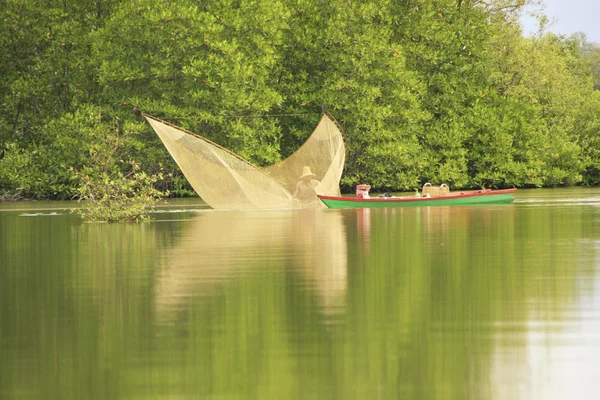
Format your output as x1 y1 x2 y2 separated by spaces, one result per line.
1 188 600 399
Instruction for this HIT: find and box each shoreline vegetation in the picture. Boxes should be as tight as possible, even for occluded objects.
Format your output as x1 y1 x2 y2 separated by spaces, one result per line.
2 0 600 221
0 192 25 202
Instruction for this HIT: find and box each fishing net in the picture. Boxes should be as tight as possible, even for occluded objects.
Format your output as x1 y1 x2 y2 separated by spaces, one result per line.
145 114 345 209
263 115 346 206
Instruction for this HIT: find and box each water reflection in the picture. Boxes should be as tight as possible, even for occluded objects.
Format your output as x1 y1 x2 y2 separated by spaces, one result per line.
3 189 600 400
488 235 600 400
154 209 348 322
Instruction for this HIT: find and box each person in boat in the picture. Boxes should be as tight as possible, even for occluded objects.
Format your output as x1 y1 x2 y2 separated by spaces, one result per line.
293 166 321 208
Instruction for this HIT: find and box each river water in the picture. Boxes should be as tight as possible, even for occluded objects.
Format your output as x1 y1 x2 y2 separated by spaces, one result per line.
1 188 600 399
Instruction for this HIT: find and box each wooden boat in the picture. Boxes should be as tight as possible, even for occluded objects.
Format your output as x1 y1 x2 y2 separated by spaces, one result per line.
318 188 517 209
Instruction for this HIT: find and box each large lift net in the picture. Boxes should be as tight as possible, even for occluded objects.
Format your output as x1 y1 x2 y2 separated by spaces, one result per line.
145 114 345 209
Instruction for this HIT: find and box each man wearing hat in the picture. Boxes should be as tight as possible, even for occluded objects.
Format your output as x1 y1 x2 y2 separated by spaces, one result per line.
293 166 321 208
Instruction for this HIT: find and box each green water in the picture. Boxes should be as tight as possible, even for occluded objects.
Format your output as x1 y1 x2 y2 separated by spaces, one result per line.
1 188 600 400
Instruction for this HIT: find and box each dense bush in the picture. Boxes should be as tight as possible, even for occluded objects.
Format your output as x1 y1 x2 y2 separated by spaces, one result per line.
1 0 599 204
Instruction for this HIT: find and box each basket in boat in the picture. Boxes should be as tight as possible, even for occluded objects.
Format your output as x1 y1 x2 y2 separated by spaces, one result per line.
422 183 450 197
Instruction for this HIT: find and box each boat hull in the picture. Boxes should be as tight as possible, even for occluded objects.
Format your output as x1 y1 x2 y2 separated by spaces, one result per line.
318 189 516 209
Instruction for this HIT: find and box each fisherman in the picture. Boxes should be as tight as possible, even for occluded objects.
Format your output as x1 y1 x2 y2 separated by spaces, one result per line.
293 166 321 208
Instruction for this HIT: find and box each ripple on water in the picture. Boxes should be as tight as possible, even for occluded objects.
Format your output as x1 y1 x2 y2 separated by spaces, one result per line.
18 212 62 217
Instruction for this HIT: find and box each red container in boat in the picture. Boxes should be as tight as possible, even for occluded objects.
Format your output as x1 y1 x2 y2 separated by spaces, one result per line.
356 184 371 199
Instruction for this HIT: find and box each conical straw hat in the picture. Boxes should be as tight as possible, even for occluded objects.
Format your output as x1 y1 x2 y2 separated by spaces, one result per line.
300 166 316 179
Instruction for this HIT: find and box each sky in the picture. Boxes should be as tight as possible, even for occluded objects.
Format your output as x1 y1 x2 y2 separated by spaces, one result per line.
521 0 600 44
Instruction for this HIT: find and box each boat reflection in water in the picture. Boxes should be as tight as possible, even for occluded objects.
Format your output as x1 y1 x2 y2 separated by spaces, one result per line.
154 209 348 323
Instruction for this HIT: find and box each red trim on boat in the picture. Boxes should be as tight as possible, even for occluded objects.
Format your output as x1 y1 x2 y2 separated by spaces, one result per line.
318 188 517 203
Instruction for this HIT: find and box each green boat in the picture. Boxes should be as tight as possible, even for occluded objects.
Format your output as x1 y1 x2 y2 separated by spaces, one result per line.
318 188 517 209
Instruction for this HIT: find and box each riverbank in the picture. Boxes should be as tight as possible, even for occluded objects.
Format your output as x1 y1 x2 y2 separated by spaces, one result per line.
2 187 600 213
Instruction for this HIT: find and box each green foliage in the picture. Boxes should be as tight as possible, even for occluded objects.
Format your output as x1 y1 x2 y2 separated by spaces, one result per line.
0 109 96 199
91 0 290 165
68 109 168 222
75 162 165 222
0 0 599 197
580 38 600 90
275 0 428 190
